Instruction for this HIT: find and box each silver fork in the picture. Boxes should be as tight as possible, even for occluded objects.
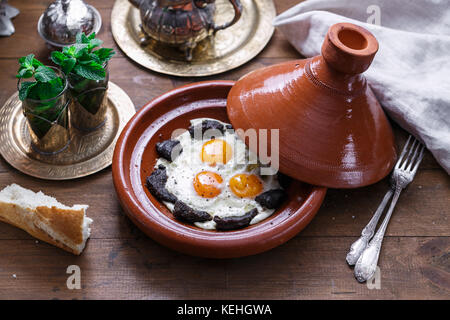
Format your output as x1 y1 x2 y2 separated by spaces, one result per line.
346 187 394 266
345 137 416 266
353 135 425 282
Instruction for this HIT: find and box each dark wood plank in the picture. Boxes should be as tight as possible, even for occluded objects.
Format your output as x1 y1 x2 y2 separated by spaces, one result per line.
308 169 450 236
0 236 448 299
0 161 447 242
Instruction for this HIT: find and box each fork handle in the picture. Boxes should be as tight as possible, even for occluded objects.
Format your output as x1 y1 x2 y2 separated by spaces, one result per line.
346 188 394 265
354 187 402 282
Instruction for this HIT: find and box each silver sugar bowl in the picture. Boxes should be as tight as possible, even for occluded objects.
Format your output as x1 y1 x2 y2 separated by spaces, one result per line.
37 0 102 47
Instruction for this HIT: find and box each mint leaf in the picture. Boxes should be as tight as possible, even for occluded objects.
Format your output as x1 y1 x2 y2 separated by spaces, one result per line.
51 51 66 66
53 33 113 81
73 61 105 80
27 85 41 100
76 49 94 63
89 52 101 64
88 38 103 52
61 57 76 74
92 48 115 63
73 44 89 57
17 54 37 79
34 80 62 101
36 83 54 100
75 32 103 52
62 44 87 58
34 66 57 82
43 77 64 99
49 77 64 93
77 60 92 65
19 54 41 68
16 67 34 79
32 58 44 68
24 54 34 68
18 81 37 100
62 45 76 57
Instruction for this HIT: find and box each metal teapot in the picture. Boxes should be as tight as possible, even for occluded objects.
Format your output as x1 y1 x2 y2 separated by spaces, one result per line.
129 0 242 61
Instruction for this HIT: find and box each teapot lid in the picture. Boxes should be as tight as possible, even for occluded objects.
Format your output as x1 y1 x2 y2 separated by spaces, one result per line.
226 23 397 188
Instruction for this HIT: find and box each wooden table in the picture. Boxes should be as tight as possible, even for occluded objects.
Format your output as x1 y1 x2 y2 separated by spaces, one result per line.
0 0 448 300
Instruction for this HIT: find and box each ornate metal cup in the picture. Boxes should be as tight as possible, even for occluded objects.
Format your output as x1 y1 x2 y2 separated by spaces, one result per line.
68 63 109 131
19 67 70 155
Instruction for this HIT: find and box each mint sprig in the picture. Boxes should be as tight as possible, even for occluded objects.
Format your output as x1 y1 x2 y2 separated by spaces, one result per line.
16 54 64 101
51 32 115 81
18 81 37 100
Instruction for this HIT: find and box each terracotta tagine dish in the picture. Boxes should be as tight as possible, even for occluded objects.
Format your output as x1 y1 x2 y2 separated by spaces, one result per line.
112 81 327 258
227 23 397 188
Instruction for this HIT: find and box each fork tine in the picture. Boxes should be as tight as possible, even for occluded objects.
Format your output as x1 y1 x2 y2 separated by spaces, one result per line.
401 137 418 169
396 135 412 169
406 140 422 171
411 144 425 175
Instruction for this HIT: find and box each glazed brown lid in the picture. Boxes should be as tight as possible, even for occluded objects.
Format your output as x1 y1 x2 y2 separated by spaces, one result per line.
226 23 397 188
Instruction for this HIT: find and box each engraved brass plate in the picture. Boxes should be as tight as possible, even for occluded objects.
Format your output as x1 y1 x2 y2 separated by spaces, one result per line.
111 0 276 76
0 82 135 180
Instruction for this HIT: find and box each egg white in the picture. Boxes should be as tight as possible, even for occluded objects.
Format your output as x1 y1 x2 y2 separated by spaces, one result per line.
156 118 282 230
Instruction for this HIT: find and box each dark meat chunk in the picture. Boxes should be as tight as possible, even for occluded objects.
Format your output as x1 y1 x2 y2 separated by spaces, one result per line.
156 139 182 162
173 201 212 223
146 165 177 203
214 208 258 231
188 119 225 139
255 189 286 209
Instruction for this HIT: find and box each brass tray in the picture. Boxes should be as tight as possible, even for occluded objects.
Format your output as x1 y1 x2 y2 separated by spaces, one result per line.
0 82 135 180
111 0 276 77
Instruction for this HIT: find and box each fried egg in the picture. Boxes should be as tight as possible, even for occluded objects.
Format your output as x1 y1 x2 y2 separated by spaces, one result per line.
155 118 282 230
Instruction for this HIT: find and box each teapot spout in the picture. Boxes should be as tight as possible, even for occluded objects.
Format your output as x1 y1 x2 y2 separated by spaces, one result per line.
129 0 143 8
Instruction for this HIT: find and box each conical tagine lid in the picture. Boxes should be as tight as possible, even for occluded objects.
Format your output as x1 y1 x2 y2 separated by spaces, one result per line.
227 23 397 188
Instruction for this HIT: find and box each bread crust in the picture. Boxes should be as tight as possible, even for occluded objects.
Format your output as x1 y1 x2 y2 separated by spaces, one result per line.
35 206 85 245
0 202 87 255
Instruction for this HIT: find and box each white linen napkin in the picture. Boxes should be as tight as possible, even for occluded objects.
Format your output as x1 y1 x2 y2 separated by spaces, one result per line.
273 0 450 174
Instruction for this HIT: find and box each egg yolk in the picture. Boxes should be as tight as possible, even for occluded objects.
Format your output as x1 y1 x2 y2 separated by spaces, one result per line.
201 139 232 165
229 174 263 198
193 171 223 198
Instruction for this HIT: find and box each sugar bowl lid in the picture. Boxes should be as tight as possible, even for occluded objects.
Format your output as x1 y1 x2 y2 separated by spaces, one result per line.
226 23 397 188
37 0 102 47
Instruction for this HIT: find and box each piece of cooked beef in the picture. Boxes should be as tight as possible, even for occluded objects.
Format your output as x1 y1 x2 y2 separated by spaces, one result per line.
156 139 182 162
173 201 212 223
188 119 225 139
255 189 286 209
213 208 258 231
146 165 177 203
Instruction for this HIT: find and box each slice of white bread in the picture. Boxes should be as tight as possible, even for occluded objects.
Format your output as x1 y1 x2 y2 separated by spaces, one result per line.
0 184 93 255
